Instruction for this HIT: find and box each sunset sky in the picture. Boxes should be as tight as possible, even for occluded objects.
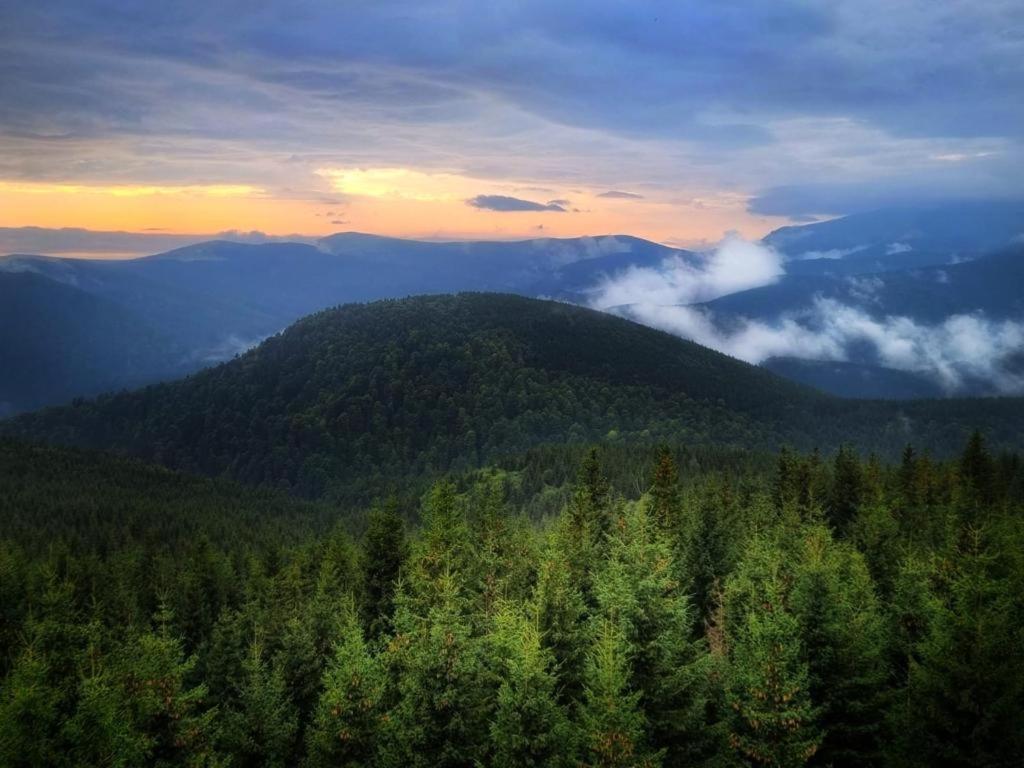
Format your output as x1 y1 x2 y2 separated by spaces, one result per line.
1 1 1021 255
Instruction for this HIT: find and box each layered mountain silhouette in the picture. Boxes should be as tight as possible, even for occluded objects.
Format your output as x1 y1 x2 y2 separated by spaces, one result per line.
5 293 1023 500
2 201 1021 412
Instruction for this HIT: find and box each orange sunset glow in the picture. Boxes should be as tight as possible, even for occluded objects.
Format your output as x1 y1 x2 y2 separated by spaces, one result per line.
0 173 786 256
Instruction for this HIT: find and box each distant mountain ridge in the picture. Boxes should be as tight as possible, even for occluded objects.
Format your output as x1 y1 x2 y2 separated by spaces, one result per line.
2 201 1022 410
0 233 685 414
5 293 1023 500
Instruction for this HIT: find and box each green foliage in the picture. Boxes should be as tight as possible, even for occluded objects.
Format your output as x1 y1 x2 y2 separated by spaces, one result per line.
7 294 1023 503
488 604 575 768
579 619 658 768
219 637 298 768
900 527 1024 767
592 500 716 765
789 530 888 768
361 498 408 640
304 608 384 768
722 537 821 768
379 571 493 768
1 434 1023 767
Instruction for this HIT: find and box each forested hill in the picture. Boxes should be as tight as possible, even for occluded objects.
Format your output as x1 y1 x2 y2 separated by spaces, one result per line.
4 293 1023 499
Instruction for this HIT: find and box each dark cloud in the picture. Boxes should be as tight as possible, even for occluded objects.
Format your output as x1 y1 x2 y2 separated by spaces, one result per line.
467 195 566 212
749 177 1024 218
598 190 644 200
0 1 1021 203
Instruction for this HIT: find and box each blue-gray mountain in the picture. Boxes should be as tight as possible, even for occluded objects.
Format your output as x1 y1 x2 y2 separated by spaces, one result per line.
0 234 684 414
1 201 1021 413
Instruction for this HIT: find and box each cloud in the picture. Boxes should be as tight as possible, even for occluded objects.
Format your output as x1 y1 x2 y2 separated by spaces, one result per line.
466 195 567 212
598 190 644 200
1 0 1023 222
789 246 867 262
600 295 1024 395
748 173 1024 218
589 234 784 308
588 232 1024 394
845 275 885 305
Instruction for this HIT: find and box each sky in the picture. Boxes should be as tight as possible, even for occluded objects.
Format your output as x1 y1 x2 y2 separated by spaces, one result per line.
1 0 1022 255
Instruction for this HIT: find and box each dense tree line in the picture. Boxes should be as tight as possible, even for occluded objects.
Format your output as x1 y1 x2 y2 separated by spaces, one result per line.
2 432 1022 767
5 294 1024 502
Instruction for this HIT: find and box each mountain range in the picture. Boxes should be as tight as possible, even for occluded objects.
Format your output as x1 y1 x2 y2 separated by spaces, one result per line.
2 201 1021 414
5 293 1023 501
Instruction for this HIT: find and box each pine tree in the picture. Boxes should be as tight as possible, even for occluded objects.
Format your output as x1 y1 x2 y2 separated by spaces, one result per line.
899 444 918 507
578 619 658 768
0 571 84 766
275 615 323 735
362 497 408 640
488 604 575 768
220 635 298 768
533 537 588 710
789 528 887 768
466 476 534 617
0 643 66 767
827 446 862 535
570 448 611 546
378 568 493 768
105 610 216 767
415 480 470 587
592 500 716 765
305 608 385 768
723 539 820 768
649 447 681 532
958 430 995 525
901 526 1024 767
681 488 729 631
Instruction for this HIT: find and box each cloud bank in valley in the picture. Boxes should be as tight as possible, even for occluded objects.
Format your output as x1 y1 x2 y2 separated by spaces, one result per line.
588 237 1024 394
590 234 785 308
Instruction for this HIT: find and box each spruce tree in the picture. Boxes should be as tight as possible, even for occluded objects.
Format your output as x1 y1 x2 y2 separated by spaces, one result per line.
0 644 66 767
789 528 887 768
578 619 658 768
723 539 820 768
362 497 408 640
305 608 385 768
827 446 862 535
681 488 729 631
378 568 493 768
592 500 716 765
649 447 681 532
488 604 575 768
106 611 216 766
220 636 298 768
901 526 1024 767
533 537 588 710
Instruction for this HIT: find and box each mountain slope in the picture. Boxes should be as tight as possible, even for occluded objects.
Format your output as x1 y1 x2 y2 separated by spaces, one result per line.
0 271 190 417
0 439 331 554
703 246 1024 324
766 201 1024 276
5 293 1023 500
0 234 684 412
761 358 946 400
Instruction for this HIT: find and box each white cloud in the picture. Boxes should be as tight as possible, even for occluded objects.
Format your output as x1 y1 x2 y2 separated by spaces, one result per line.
588 234 784 308
845 275 885 304
886 242 912 255
589 247 1024 394
614 299 1024 395
790 245 867 261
